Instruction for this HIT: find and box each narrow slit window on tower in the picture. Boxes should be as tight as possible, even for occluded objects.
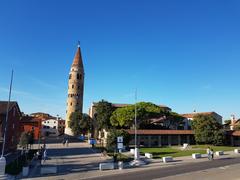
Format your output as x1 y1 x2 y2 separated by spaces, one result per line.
72 84 74 89
70 102 72 106
69 74 72 79
77 73 80 79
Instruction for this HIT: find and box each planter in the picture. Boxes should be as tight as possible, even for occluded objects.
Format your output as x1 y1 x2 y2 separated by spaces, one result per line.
234 149 240 154
192 153 201 159
22 166 29 177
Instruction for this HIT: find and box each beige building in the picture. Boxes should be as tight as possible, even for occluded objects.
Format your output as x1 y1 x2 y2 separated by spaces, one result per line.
181 111 223 130
65 44 84 136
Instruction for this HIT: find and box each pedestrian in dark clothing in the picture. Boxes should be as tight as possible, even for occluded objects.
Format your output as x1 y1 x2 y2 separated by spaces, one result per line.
211 149 214 160
37 150 42 165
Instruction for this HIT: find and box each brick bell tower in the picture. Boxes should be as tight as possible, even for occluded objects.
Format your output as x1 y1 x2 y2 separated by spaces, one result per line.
65 43 84 136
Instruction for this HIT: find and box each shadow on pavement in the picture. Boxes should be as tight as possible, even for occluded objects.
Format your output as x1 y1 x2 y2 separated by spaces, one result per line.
47 147 100 156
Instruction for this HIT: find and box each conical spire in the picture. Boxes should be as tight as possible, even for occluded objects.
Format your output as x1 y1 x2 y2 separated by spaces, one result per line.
72 42 84 69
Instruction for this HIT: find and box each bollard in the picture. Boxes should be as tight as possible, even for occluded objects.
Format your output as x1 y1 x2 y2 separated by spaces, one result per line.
118 161 123 170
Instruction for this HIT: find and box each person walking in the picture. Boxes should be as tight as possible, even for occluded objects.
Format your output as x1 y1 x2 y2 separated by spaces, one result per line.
43 149 47 162
37 150 42 165
206 147 211 160
66 139 69 147
210 148 214 160
62 139 66 146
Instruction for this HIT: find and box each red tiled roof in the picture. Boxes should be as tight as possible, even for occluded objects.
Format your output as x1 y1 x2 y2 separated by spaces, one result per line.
181 112 218 118
126 129 194 135
21 116 42 122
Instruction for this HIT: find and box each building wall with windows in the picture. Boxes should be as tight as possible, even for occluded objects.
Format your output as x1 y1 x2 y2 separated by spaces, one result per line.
127 130 195 147
42 118 59 136
20 116 42 140
0 101 21 154
181 112 223 130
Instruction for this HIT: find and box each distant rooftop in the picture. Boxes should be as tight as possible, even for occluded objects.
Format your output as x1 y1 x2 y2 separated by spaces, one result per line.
92 102 171 110
181 112 222 118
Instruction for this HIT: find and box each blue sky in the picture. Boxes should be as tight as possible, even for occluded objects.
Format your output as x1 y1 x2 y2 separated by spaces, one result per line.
0 0 240 120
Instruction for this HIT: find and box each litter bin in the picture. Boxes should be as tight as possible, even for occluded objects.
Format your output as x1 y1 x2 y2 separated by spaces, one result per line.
118 161 123 170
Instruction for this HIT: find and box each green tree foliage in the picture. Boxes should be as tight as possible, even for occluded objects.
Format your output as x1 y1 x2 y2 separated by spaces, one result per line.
110 102 162 128
95 100 114 130
106 129 131 152
192 114 224 145
68 112 92 136
110 105 135 128
224 119 231 125
19 132 29 149
110 102 183 129
27 131 34 149
163 111 185 129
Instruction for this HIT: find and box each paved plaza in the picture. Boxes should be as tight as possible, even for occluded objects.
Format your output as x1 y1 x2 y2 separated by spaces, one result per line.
25 141 110 179
20 140 240 180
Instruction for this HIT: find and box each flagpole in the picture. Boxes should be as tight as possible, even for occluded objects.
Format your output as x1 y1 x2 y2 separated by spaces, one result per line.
130 88 145 166
1 70 14 158
134 89 137 155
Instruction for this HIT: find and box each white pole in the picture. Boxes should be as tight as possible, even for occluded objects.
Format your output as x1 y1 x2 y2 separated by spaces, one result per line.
134 89 138 160
1 70 14 158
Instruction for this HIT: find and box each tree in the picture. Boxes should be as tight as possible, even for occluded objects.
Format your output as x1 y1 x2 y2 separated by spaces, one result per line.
224 119 231 125
110 102 183 129
80 113 92 135
110 105 135 128
163 111 185 129
95 100 114 130
68 112 92 136
106 129 131 152
110 102 163 128
19 132 29 149
27 131 34 149
192 114 224 145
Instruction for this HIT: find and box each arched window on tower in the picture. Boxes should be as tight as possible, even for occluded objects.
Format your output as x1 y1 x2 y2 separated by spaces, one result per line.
69 74 72 79
72 84 74 89
77 73 80 79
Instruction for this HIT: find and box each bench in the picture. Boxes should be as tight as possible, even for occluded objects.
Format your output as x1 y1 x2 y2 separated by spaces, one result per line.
162 156 173 163
99 163 114 170
145 153 153 159
192 153 201 159
234 149 240 154
215 151 224 156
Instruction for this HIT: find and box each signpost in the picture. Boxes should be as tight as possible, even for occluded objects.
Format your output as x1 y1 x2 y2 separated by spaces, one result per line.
117 136 123 153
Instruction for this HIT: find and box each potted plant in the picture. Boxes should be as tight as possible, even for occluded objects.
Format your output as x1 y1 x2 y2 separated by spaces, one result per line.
19 132 30 177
